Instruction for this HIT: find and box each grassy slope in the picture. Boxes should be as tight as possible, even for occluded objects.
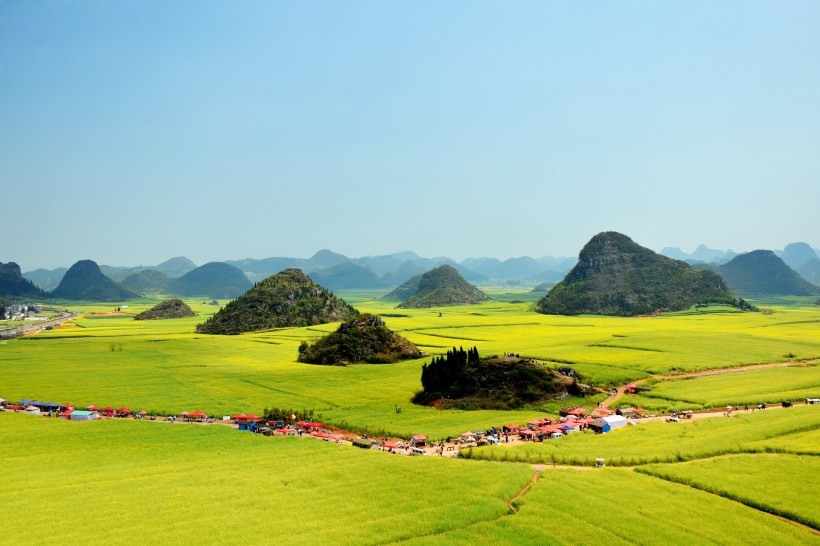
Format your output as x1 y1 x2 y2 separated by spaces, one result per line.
0 413 531 545
1 295 819 437
638 454 820 530
399 468 814 545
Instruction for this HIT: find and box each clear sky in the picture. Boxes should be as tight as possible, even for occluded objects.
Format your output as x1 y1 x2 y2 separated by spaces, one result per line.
2 1 819 270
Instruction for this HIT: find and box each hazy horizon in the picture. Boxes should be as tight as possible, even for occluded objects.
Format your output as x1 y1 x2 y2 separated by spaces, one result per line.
3 2 819 270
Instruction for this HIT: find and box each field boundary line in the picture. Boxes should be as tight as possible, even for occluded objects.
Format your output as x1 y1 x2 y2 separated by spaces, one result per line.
635 467 820 534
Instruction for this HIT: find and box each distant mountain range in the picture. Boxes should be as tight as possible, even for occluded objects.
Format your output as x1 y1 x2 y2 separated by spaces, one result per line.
10 241 820 298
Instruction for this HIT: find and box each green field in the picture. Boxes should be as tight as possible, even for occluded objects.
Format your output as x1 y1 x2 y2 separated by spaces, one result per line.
638 454 820 530
2 295 820 438
4 413 818 545
0 413 531 545
467 405 820 466
4 297 820 544
403 468 815 545
629 364 820 409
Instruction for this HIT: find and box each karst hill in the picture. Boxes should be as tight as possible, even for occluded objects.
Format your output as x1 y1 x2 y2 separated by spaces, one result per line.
710 250 820 296
50 260 138 301
196 268 358 335
297 314 420 365
168 262 252 299
387 265 489 308
535 232 736 316
134 299 195 320
0 262 47 298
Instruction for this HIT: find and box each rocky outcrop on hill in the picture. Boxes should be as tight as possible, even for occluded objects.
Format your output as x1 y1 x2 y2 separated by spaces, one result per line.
134 298 195 320
50 260 138 301
713 250 819 296
168 262 252 299
0 262 47 298
297 314 420 365
387 265 489 308
196 269 358 335
535 232 735 316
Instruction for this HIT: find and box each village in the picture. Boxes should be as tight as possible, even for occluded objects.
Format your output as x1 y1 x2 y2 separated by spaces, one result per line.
3 386 810 463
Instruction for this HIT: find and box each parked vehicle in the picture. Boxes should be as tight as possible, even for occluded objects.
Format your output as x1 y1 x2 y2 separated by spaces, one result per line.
409 447 428 456
666 417 681 423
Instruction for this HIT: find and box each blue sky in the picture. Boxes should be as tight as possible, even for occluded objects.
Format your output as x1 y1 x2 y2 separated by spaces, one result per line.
2 1 819 269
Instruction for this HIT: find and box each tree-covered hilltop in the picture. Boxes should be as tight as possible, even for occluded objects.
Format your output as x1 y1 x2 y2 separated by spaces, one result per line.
0 262 47 298
196 268 358 335
121 269 171 295
168 262 252 299
535 232 736 316
50 260 138 301
413 347 573 410
710 250 820 296
389 265 489 308
297 314 421 365
134 299 195 320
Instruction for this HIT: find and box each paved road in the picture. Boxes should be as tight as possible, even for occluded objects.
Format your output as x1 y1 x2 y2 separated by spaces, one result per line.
0 310 80 339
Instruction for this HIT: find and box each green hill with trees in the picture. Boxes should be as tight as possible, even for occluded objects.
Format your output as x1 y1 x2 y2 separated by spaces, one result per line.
413 347 573 410
134 298 195 320
196 268 358 335
388 265 489 308
0 262 47 298
121 269 171 295
297 314 420 365
50 260 138 301
712 250 820 296
536 232 737 316
168 262 252 299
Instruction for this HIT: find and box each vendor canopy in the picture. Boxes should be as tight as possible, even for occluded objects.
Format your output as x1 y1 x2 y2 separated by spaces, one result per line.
411 435 427 441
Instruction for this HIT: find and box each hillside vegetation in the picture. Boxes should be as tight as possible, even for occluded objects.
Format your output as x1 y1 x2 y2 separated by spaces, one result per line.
0 262 46 298
297 314 420 365
536 232 737 316
133 299 195 321
196 269 358 334
390 265 489 308
50 260 138 301
413 346 571 410
168 262 252 299
711 250 820 296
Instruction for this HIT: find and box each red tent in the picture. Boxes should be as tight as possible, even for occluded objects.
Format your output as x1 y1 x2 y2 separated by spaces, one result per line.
190 411 207 418
634 408 646 413
328 433 344 440
60 403 74 408
245 414 261 421
505 424 520 430
625 383 637 389
86 405 99 411
179 411 191 417
231 413 247 420
568 408 586 416
117 407 131 414
520 430 535 436
296 420 308 426
139 411 147 415
8 404 21 410
311 432 329 439
528 419 545 426
276 428 293 434
460 431 475 437
412 435 427 441
58 410 74 418
383 441 400 449
306 421 323 428
102 406 115 412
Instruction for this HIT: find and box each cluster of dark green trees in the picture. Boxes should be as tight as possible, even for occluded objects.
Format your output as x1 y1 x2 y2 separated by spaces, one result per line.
415 346 562 410
262 406 319 422
420 346 481 396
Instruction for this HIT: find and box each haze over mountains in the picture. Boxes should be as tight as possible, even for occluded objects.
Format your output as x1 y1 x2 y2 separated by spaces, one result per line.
6 240 819 302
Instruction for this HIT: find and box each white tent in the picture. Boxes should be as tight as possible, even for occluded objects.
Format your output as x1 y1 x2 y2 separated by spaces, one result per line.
23 405 41 416
601 415 628 431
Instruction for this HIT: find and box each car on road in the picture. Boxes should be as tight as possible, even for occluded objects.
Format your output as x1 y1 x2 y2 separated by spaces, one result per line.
666 416 681 422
